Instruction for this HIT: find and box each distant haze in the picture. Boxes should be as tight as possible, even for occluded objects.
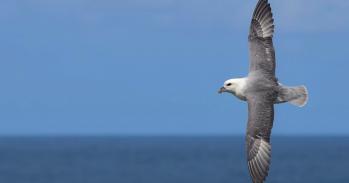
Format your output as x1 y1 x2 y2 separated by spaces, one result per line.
0 0 348 135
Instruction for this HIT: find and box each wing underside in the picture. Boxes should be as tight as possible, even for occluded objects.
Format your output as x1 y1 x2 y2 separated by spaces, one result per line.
246 93 275 183
249 0 276 76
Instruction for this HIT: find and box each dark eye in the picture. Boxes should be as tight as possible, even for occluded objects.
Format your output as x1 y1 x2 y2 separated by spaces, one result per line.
226 83 232 86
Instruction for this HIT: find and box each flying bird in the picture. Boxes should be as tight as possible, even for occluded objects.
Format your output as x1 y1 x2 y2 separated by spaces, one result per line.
218 0 308 182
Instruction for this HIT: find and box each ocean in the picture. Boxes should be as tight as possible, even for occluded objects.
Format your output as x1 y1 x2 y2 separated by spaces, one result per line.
0 136 347 183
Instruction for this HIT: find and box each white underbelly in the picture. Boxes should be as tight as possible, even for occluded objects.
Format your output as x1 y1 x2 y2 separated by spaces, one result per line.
235 93 247 101
235 88 247 101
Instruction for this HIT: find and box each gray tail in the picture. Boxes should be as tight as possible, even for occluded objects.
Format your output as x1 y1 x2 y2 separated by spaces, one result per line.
277 85 308 107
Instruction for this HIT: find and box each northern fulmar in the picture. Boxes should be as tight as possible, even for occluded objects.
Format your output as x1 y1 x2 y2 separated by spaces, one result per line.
218 0 308 183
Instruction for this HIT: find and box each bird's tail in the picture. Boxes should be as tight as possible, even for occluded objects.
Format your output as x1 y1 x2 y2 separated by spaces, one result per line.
276 85 308 107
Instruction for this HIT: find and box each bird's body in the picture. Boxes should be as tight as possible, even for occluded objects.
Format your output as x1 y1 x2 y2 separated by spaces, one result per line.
223 74 307 106
218 0 308 183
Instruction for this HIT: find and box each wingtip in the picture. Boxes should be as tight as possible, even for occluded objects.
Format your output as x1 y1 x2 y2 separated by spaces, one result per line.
247 138 271 183
251 0 275 39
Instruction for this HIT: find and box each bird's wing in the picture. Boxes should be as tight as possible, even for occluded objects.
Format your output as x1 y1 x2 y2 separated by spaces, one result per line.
249 0 276 76
246 93 275 183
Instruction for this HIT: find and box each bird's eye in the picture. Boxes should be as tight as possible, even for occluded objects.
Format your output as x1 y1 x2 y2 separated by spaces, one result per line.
226 83 232 86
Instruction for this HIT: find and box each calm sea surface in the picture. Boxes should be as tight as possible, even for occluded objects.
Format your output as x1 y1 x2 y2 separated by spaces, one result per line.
0 136 347 183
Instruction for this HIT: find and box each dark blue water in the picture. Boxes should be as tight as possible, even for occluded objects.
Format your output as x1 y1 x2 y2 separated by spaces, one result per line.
0 136 347 183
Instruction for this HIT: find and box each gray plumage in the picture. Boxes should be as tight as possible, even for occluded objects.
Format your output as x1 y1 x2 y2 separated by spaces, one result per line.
218 1 308 182
245 0 276 182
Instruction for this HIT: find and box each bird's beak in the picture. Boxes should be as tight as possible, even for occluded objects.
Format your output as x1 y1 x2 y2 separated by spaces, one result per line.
218 87 226 94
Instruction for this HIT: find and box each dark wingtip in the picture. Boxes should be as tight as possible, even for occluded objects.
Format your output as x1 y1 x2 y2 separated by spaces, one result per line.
250 0 275 38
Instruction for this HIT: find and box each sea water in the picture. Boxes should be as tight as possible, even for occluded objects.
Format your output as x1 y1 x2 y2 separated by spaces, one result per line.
0 136 347 183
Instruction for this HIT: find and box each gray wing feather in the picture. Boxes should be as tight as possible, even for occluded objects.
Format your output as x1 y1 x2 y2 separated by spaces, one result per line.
246 92 275 183
246 1 278 182
249 0 276 75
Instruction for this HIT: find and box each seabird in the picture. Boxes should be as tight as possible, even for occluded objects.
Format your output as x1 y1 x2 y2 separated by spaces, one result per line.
218 0 308 182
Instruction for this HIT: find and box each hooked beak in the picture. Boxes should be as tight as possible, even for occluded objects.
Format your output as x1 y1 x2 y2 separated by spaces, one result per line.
218 87 226 94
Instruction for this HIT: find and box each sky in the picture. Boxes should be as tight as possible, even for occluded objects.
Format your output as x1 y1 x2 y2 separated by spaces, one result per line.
0 0 348 135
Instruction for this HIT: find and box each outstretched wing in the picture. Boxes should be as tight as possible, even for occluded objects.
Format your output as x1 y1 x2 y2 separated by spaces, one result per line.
246 92 275 183
249 0 276 76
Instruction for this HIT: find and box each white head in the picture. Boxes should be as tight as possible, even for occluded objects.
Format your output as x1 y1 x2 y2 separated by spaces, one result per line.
218 78 247 96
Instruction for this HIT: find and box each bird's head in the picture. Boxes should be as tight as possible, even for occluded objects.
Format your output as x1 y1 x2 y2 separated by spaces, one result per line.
218 78 240 94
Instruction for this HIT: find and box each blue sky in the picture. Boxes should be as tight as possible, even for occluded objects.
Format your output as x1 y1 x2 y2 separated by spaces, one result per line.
0 0 348 135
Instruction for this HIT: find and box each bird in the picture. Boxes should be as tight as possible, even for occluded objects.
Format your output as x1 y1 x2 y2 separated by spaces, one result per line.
218 0 308 183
